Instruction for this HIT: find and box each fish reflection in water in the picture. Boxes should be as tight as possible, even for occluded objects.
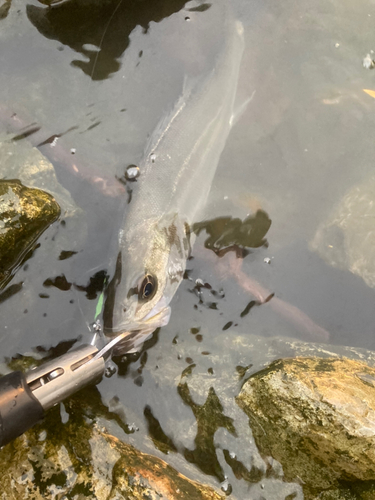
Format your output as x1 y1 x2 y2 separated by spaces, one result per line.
103 18 246 353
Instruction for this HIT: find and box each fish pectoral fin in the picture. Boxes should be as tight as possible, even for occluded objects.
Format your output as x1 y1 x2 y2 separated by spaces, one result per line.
230 89 256 127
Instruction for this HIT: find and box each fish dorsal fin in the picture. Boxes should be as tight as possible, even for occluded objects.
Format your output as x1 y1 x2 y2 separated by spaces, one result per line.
144 74 203 158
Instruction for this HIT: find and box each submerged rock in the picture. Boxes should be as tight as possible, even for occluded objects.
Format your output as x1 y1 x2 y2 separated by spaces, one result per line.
0 134 78 215
237 357 375 499
0 388 225 500
0 134 84 290
310 175 375 289
0 179 60 288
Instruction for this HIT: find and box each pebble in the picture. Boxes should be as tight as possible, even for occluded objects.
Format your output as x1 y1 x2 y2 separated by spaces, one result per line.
363 53 375 69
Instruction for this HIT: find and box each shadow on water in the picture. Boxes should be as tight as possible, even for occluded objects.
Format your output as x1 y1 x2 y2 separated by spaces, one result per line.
26 0 190 80
112 328 160 376
0 0 11 19
141 362 265 487
178 365 236 482
144 404 178 454
5 338 80 372
193 209 272 255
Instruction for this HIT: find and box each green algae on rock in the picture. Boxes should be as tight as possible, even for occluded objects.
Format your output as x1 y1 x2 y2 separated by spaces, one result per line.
236 357 375 499
0 179 60 289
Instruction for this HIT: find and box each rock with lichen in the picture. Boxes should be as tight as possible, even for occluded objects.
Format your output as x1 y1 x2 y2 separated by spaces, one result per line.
0 134 78 215
0 179 60 288
0 383 225 500
0 428 226 500
236 357 375 499
0 134 83 288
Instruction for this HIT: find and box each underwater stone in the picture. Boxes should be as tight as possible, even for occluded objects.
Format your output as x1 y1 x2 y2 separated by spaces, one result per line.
0 179 60 289
0 424 226 500
0 370 225 500
237 357 375 499
310 175 375 289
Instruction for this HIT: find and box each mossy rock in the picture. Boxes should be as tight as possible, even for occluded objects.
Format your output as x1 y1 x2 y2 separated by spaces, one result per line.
0 428 226 500
0 179 60 288
0 384 225 500
236 357 375 499
0 134 84 289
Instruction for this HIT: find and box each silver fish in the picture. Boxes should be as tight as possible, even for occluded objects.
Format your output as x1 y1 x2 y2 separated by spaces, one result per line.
103 19 245 353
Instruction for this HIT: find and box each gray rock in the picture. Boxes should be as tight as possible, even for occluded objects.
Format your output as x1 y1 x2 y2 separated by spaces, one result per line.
310 175 375 289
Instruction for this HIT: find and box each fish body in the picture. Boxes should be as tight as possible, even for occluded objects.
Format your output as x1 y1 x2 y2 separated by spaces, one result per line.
103 20 245 353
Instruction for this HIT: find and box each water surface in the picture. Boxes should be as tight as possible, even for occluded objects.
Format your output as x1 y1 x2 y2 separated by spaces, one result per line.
1 0 375 497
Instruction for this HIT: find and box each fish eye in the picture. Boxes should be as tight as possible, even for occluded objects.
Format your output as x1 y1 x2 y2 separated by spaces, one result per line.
139 274 157 302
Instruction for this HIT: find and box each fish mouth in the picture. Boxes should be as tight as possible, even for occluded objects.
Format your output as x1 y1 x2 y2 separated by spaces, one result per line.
103 306 171 339
102 306 171 355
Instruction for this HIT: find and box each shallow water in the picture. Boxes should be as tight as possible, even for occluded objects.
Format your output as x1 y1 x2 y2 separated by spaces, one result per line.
1 0 375 497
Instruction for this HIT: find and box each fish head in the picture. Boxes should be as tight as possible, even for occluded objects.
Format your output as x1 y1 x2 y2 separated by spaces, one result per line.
103 214 191 353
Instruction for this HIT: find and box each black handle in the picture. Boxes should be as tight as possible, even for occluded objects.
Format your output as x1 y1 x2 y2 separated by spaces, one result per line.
0 371 44 447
